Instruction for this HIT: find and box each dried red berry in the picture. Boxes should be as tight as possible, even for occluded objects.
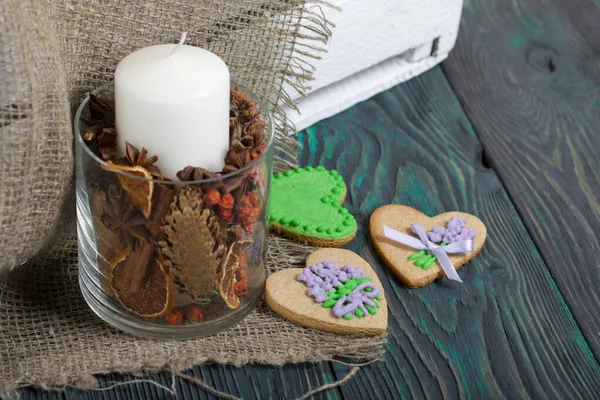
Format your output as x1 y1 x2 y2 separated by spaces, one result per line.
204 189 221 206
234 281 248 297
236 268 248 283
236 198 254 220
218 208 234 222
165 308 184 325
219 193 235 209
247 192 260 207
186 303 204 322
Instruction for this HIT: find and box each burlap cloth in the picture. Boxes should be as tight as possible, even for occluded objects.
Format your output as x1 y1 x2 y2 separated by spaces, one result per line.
0 0 386 396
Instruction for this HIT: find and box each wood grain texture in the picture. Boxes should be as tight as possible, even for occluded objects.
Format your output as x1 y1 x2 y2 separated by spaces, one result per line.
297 67 600 399
443 0 600 358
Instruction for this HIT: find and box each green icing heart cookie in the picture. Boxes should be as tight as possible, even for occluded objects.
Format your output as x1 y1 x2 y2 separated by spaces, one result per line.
269 166 357 247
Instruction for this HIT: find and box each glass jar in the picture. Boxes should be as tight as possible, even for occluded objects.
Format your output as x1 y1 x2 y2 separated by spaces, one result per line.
75 82 273 339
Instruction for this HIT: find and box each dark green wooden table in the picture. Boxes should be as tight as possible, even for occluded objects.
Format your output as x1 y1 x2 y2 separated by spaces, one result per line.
20 0 600 398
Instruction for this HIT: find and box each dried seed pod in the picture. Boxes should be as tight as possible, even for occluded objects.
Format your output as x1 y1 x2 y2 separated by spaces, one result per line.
160 186 225 298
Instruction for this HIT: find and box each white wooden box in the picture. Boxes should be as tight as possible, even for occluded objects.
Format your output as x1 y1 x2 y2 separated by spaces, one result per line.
285 0 463 131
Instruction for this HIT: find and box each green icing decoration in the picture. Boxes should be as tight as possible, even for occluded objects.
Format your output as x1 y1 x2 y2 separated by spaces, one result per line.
269 166 357 240
408 250 425 261
423 256 437 270
279 216 290 225
408 242 448 270
321 276 382 320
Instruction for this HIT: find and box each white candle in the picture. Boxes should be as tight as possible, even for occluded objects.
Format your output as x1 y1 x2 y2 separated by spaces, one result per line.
115 36 230 179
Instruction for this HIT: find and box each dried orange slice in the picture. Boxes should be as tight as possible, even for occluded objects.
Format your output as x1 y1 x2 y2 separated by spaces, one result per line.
111 254 175 318
100 247 131 296
219 240 251 309
105 162 154 218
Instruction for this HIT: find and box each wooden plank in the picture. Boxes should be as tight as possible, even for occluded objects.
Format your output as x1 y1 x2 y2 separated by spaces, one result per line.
442 0 600 358
298 67 600 398
19 364 343 400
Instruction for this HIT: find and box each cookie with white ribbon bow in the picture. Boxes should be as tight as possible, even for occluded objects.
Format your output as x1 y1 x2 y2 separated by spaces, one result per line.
265 248 388 336
369 205 487 288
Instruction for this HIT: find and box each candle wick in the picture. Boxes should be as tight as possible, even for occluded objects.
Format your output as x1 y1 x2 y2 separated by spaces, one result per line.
170 32 187 55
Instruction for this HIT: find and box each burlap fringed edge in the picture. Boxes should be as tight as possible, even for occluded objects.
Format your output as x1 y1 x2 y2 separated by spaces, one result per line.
6 356 388 400
5 358 387 400
269 1 340 171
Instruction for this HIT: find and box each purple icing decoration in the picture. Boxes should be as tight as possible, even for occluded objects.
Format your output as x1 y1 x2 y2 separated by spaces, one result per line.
307 285 328 302
332 282 380 318
342 264 366 279
297 261 369 305
426 216 477 244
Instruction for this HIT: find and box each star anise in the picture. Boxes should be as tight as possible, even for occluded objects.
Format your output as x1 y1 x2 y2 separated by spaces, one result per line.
81 95 118 159
101 194 150 250
177 166 221 182
222 147 254 197
97 127 118 160
81 94 115 127
223 147 251 174
230 88 265 152
115 142 165 180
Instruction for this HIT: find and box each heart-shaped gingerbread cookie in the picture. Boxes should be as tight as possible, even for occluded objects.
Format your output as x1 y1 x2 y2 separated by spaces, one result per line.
265 248 388 336
269 166 357 247
370 205 487 288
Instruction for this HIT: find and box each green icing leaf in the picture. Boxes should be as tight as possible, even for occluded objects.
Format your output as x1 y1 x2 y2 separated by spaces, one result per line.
322 298 336 308
269 166 357 240
408 250 426 261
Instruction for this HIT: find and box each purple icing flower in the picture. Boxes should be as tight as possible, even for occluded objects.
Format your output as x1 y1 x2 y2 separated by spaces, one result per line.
427 226 446 243
332 282 380 318
297 261 368 304
307 285 328 302
342 264 366 279
426 216 476 244
447 216 467 231
297 266 334 292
